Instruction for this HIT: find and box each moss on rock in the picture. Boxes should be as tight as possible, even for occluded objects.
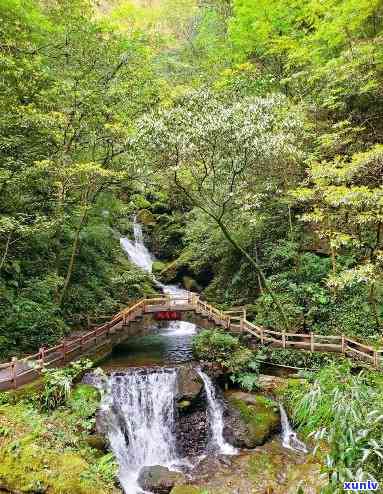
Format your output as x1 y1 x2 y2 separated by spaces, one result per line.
152 260 167 273
226 392 280 447
170 487 207 494
0 397 119 494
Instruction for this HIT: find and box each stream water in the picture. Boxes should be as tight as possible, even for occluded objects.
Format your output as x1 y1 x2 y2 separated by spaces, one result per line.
101 218 305 494
102 220 235 493
197 370 237 456
103 368 180 494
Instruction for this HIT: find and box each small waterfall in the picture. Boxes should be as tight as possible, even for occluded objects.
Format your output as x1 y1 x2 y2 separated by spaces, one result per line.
120 217 189 298
120 219 154 273
114 217 238 492
120 216 195 328
279 404 307 453
197 370 237 455
103 369 180 494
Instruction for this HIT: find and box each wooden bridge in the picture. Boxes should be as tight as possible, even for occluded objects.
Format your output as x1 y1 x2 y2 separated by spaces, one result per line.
1 293 382 390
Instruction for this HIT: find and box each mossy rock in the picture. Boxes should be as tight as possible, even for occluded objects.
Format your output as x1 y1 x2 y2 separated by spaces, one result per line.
152 260 167 273
0 440 109 494
137 209 156 225
182 276 200 291
85 434 107 452
225 392 280 447
138 465 185 493
170 487 207 494
0 402 118 494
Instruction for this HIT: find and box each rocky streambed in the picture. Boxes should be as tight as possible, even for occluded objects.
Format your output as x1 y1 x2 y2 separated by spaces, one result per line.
83 365 324 494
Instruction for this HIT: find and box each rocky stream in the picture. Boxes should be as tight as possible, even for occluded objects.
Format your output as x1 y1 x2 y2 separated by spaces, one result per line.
83 219 324 494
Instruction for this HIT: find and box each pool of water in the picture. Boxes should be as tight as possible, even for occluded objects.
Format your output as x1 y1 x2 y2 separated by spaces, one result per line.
101 320 198 371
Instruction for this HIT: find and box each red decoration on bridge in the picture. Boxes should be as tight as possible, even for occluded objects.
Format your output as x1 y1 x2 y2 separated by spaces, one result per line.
154 311 181 321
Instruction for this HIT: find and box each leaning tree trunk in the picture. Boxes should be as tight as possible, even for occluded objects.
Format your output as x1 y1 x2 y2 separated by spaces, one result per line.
216 219 290 331
58 210 87 306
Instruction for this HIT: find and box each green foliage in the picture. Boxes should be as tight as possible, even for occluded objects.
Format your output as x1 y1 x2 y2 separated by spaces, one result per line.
38 360 93 411
0 389 118 493
0 0 159 359
287 363 383 490
82 453 118 485
193 329 261 390
261 348 342 369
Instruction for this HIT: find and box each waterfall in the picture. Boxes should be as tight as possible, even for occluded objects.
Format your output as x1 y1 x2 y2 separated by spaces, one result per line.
120 216 195 330
112 217 237 493
279 404 308 453
197 370 237 456
103 368 180 494
120 217 189 298
120 219 154 273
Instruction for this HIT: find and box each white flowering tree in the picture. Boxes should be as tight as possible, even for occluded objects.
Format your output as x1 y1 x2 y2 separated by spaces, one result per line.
136 90 304 328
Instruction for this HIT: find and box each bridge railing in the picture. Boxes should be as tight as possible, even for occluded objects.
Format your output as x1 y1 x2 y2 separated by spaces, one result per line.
0 294 381 390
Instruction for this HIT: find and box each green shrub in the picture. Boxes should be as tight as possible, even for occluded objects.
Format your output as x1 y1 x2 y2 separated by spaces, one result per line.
286 362 383 491
193 330 262 390
38 360 93 411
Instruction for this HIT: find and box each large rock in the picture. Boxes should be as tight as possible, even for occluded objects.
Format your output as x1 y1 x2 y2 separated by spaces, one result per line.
223 391 280 448
138 466 185 494
176 366 209 457
176 407 209 457
177 366 204 402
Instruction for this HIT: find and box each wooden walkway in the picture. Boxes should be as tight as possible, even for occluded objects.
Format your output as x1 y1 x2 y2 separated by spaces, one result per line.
0 294 382 390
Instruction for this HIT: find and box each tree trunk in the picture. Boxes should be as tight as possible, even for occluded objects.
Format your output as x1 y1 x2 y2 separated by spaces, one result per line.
216 219 290 330
368 283 381 330
254 245 264 294
58 210 87 306
0 231 12 271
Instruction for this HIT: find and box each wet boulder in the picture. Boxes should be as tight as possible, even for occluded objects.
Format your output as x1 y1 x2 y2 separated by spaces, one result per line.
138 466 185 494
223 391 280 448
177 366 204 402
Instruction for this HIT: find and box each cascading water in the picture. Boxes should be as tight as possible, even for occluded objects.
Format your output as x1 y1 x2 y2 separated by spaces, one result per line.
197 370 237 455
107 217 238 493
120 219 154 274
279 404 308 453
103 368 180 494
120 217 197 341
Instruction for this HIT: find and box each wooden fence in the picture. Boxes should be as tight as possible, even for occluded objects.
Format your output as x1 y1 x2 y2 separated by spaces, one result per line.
0 293 381 390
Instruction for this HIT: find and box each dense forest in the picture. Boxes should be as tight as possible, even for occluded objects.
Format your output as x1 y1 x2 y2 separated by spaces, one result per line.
1 0 383 493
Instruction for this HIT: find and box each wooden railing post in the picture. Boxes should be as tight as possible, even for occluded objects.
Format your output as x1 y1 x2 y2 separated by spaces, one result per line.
39 347 45 370
341 334 346 353
373 350 378 368
310 332 314 352
260 328 264 345
282 331 286 349
240 318 244 331
10 357 17 389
